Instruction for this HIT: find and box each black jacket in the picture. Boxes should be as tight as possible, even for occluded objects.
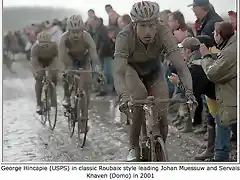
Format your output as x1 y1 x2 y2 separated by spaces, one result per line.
95 25 113 58
196 11 223 40
189 64 216 100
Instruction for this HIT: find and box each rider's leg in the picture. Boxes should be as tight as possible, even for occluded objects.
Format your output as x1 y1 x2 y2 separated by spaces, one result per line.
125 66 148 161
82 69 92 118
62 60 72 106
62 75 70 106
33 70 44 113
49 71 58 107
49 59 58 107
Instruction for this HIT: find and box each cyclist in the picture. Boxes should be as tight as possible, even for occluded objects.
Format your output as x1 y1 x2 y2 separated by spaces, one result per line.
31 31 58 114
58 14 102 108
113 1 196 161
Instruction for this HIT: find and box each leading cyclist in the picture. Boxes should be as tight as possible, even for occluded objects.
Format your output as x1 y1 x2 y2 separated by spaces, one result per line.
31 31 58 114
58 14 102 110
113 1 197 161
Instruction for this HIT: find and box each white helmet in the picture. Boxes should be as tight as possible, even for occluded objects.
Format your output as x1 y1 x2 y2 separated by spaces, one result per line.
67 14 84 30
130 1 160 22
37 31 51 43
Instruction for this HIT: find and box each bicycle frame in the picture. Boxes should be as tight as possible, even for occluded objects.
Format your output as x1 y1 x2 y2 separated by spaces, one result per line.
41 68 59 92
64 68 104 111
127 97 187 161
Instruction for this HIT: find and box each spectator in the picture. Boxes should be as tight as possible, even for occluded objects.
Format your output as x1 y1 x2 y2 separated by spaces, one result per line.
159 10 172 25
168 11 194 42
61 17 68 32
44 20 63 43
4 31 21 54
105 4 120 29
170 37 216 132
188 0 223 39
188 0 223 134
200 22 237 161
228 11 237 31
117 14 132 30
189 35 218 160
86 9 98 39
95 18 114 95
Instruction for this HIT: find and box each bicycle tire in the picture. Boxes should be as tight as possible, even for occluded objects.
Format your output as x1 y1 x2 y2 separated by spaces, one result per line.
140 141 151 162
77 90 88 148
68 90 76 137
155 136 169 162
40 87 48 125
48 83 58 131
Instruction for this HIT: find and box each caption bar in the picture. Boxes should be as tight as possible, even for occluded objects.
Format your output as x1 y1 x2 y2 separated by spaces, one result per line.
1 165 240 179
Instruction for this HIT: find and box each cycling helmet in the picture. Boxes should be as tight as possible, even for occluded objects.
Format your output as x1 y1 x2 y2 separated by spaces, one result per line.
130 1 160 22
37 31 51 43
67 14 84 30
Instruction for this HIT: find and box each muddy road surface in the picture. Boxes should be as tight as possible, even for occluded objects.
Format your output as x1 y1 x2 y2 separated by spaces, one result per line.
3 59 210 162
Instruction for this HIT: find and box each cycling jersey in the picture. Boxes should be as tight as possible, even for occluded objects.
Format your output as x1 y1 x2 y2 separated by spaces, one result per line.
58 31 100 70
31 42 58 68
114 22 193 96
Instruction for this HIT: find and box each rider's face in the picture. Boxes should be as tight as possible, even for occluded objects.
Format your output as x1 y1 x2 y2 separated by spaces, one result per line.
69 29 83 40
136 20 157 44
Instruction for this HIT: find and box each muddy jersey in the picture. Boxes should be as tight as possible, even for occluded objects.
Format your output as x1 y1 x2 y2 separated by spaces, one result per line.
114 21 193 95
31 42 57 62
58 31 100 69
65 35 89 59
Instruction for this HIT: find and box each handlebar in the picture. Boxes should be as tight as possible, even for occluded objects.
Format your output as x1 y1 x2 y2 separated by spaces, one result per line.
129 98 187 106
63 68 102 76
125 96 195 125
36 68 61 73
62 68 105 83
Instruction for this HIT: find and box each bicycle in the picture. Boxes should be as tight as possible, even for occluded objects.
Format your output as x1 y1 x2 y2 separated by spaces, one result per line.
63 68 105 148
126 96 191 162
38 67 58 131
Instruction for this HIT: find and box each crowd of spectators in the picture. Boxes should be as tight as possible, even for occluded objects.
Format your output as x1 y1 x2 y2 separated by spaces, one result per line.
3 0 237 162
163 0 237 162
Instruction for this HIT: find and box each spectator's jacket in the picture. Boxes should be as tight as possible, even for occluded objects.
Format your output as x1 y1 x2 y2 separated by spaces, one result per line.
95 25 113 58
196 11 223 40
187 50 216 100
201 34 237 125
47 25 63 44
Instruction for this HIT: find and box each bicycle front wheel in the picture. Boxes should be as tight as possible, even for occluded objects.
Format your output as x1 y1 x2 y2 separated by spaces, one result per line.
77 90 88 148
40 88 48 125
68 90 77 137
48 83 58 131
155 136 169 162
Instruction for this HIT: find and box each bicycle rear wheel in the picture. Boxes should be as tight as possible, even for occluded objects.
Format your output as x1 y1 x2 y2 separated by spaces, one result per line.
48 83 58 131
155 136 169 162
77 90 88 148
